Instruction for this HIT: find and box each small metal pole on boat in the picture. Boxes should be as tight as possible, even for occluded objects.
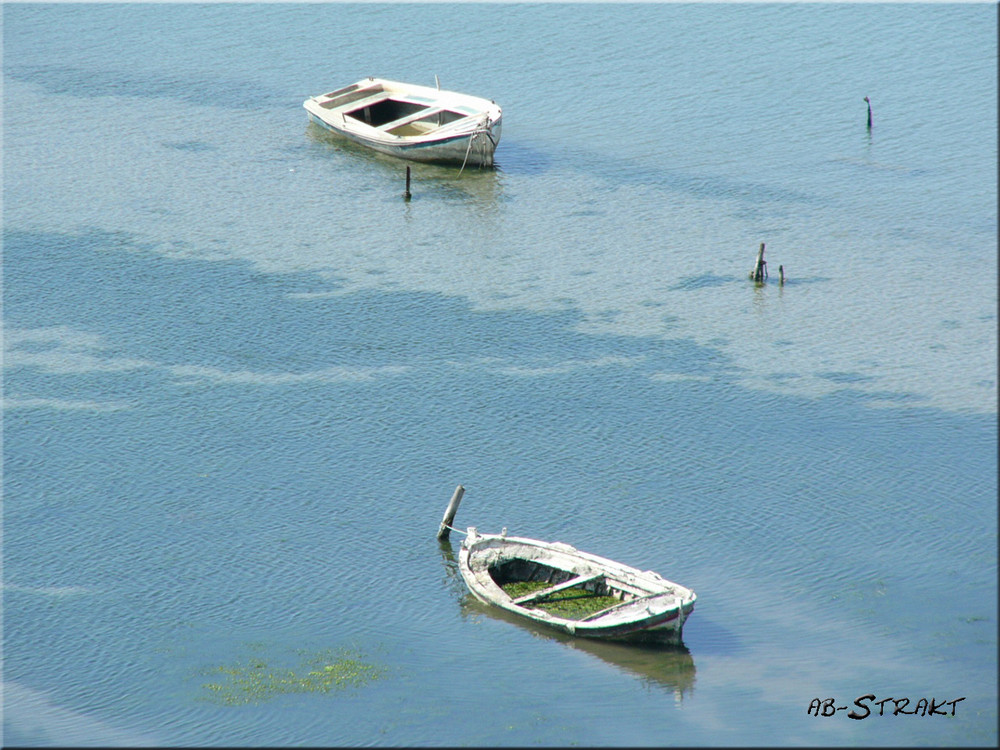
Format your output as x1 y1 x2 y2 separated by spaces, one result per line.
437 485 465 540
404 166 412 201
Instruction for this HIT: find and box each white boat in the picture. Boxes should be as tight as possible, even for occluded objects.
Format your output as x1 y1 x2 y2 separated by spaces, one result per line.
303 77 502 167
457 527 696 643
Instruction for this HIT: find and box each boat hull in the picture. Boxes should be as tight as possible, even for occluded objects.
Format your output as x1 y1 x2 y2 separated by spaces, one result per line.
458 529 696 643
307 112 501 167
304 77 502 167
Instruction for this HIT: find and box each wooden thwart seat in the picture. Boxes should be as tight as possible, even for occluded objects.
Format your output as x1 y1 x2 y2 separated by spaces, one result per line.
511 573 603 605
580 591 675 622
379 107 445 133
318 87 384 110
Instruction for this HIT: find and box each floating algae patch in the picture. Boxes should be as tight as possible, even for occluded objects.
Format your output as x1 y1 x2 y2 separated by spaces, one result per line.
502 580 622 619
200 647 387 705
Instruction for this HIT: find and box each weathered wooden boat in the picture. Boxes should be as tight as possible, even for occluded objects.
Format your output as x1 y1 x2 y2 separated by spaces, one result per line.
303 77 502 167
458 528 696 642
438 485 695 643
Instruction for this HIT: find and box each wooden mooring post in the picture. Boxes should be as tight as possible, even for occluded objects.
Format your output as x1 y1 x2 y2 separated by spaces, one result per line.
404 166 412 201
749 242 767 282
437 485 465 540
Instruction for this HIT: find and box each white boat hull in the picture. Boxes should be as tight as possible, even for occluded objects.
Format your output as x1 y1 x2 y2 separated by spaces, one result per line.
304 77 502 167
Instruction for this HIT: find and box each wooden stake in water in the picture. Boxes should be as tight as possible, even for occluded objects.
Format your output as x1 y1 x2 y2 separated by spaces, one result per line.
404 166 412 201
749 242 767 282
437 485 465 540
864 96 872 130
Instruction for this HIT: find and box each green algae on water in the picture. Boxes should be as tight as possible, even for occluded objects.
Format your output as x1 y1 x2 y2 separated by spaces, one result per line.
501 580 622 619
200 647 387 705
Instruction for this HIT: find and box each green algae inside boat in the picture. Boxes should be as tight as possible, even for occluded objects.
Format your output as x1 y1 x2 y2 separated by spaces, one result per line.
458 527 696 643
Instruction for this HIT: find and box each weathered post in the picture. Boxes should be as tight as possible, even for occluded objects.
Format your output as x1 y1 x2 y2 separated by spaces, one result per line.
437 485 465 540
778 264 785 285
864 96 872 130
749 242 767 282
404 166 412 201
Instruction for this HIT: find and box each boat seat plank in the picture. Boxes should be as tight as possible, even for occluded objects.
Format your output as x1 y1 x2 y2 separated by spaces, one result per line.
579 591 675 622
317 87 384 111
376 105 482 135
511 573 603 605
375 107 447 132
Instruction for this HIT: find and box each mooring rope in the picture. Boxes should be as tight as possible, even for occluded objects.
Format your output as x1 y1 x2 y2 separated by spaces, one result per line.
458 118 496 175
458 134 476 175
675 598 688 631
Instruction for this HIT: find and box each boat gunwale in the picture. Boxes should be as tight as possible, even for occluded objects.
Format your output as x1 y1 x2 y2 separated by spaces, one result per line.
458 531 695 635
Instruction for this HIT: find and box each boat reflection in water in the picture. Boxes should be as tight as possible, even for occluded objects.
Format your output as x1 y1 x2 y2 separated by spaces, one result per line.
460 596 696 702
440 541 696 702
305 121 506 207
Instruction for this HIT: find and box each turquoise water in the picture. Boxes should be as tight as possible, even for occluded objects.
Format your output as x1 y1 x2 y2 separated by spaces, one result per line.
3 2 996 746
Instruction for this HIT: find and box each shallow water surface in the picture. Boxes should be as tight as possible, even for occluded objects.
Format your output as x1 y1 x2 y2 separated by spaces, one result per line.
3 2 996 747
